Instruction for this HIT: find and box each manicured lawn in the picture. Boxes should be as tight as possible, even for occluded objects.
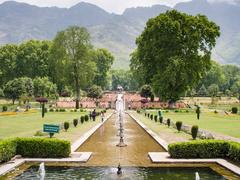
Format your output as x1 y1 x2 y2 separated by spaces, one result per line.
146 110 240 138
131 112 192 144
0 111 90 139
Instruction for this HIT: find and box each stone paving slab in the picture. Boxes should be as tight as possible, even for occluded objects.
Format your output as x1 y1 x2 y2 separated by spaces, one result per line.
0 159 25 176
148 152 240 176
71 113 114 152
128 112 169 151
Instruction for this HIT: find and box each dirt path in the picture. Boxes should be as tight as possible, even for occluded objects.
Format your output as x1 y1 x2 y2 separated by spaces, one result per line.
77 113 165 166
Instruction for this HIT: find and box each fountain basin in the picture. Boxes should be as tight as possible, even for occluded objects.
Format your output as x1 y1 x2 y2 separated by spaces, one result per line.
2 162 240 179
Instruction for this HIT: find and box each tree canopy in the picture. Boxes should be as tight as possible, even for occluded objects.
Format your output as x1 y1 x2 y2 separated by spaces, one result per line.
131 10 220 102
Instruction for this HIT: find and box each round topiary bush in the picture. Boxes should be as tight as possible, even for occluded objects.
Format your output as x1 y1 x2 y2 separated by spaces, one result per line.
85 115 89 122
64 122 70 131
49 108 54 112
73 119 78 127
2 105 7 112
147 113 150 118
154 115 158 122
167 119 171 127
80 116 85 124
232 107 238 114
145 113 147 117
159 116 163 124
191 125 199 140
176 121 182 132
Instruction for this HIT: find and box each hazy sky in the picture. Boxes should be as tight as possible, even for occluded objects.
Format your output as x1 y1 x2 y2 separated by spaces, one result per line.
0 0 192 14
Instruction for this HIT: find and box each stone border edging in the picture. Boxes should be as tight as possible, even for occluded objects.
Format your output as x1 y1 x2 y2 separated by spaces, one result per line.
148 152 240 176
71 112 114 152
127 112 168 151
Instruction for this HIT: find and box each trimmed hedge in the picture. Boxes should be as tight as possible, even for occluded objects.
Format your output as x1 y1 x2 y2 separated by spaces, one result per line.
0 138 71 162
16 138 70 158
0 139 17 162
229 142 240 162
168 140 230 159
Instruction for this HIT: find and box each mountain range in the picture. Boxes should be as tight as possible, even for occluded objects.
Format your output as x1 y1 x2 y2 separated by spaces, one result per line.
0 0 239 68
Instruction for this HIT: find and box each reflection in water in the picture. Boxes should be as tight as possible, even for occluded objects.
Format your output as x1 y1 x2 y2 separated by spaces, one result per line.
14 166 227 180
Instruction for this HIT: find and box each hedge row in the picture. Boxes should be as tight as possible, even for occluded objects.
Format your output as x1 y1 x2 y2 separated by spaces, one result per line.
0 139 16 162
168 140 240 163
0 138 70 162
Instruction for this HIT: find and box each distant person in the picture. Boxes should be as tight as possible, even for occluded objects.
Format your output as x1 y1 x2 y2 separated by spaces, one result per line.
92 109 97 121
101 111 105 122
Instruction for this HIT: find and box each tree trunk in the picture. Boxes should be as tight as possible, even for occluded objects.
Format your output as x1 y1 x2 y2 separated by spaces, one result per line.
75 82 80 109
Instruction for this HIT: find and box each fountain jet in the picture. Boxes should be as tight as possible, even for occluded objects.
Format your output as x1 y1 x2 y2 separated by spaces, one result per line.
38 162 45 180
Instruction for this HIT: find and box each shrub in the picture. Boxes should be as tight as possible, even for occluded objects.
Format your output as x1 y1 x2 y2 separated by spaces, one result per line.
185 110 189 113
214 110 218 114
49 108 54 112
159 116 163 124
154 115 158 122
191 125 199 140
16 138 70 158
175 110 179 113
165 110 169 113
74 109 77 112
64 122 70 131
136 109 140 113
167 119 171 127
55 109 59 112
73 119 78 127
150 114 153 120
0 139 16 162
80 116 85 124
232 107 238 114
168 140 230 159
2 105 8 112
85 115 89 121
34 131 46 137
80 109 84 112
145 113 147 117
147 113 150 118
176 121 182 132
60 108 66 112
228 142 240 163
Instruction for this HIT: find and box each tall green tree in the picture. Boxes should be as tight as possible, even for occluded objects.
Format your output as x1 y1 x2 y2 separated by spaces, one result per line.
131 10 220 103
50 26 95 109
3 77 33 104
15 40 51 78
33 77 58 99
87 85 103 107
93 49 114 90
0 44 18 86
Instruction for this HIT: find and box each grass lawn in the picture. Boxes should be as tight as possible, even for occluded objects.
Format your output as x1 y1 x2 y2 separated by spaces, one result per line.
131 112 192 144
0 110 93 140
145 110 240 138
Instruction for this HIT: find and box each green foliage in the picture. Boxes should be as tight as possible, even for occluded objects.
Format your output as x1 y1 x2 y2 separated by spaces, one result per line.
229 142 240 163
3 77 33 104
154 115 158 122
0 139 17 162
59 108 66 112
16 138 70 158
2 105 7 112
232 107 238 114
140 85 153 99
168 140 230 159
0 88 4 97
49 108 54 112
80 116 85 124
87 85 103 101
197 85 208 97
50 26 95 109
84 115 89 122
159 116 163 124
208 84 219 97
33 77 58 99
167 119 171 127
132 10 220 102
176 121 182 132
64 122 70 131
150 114 153 120
73 119 78 127
191 125 199 140
110 69 139 91
92 48 114 90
